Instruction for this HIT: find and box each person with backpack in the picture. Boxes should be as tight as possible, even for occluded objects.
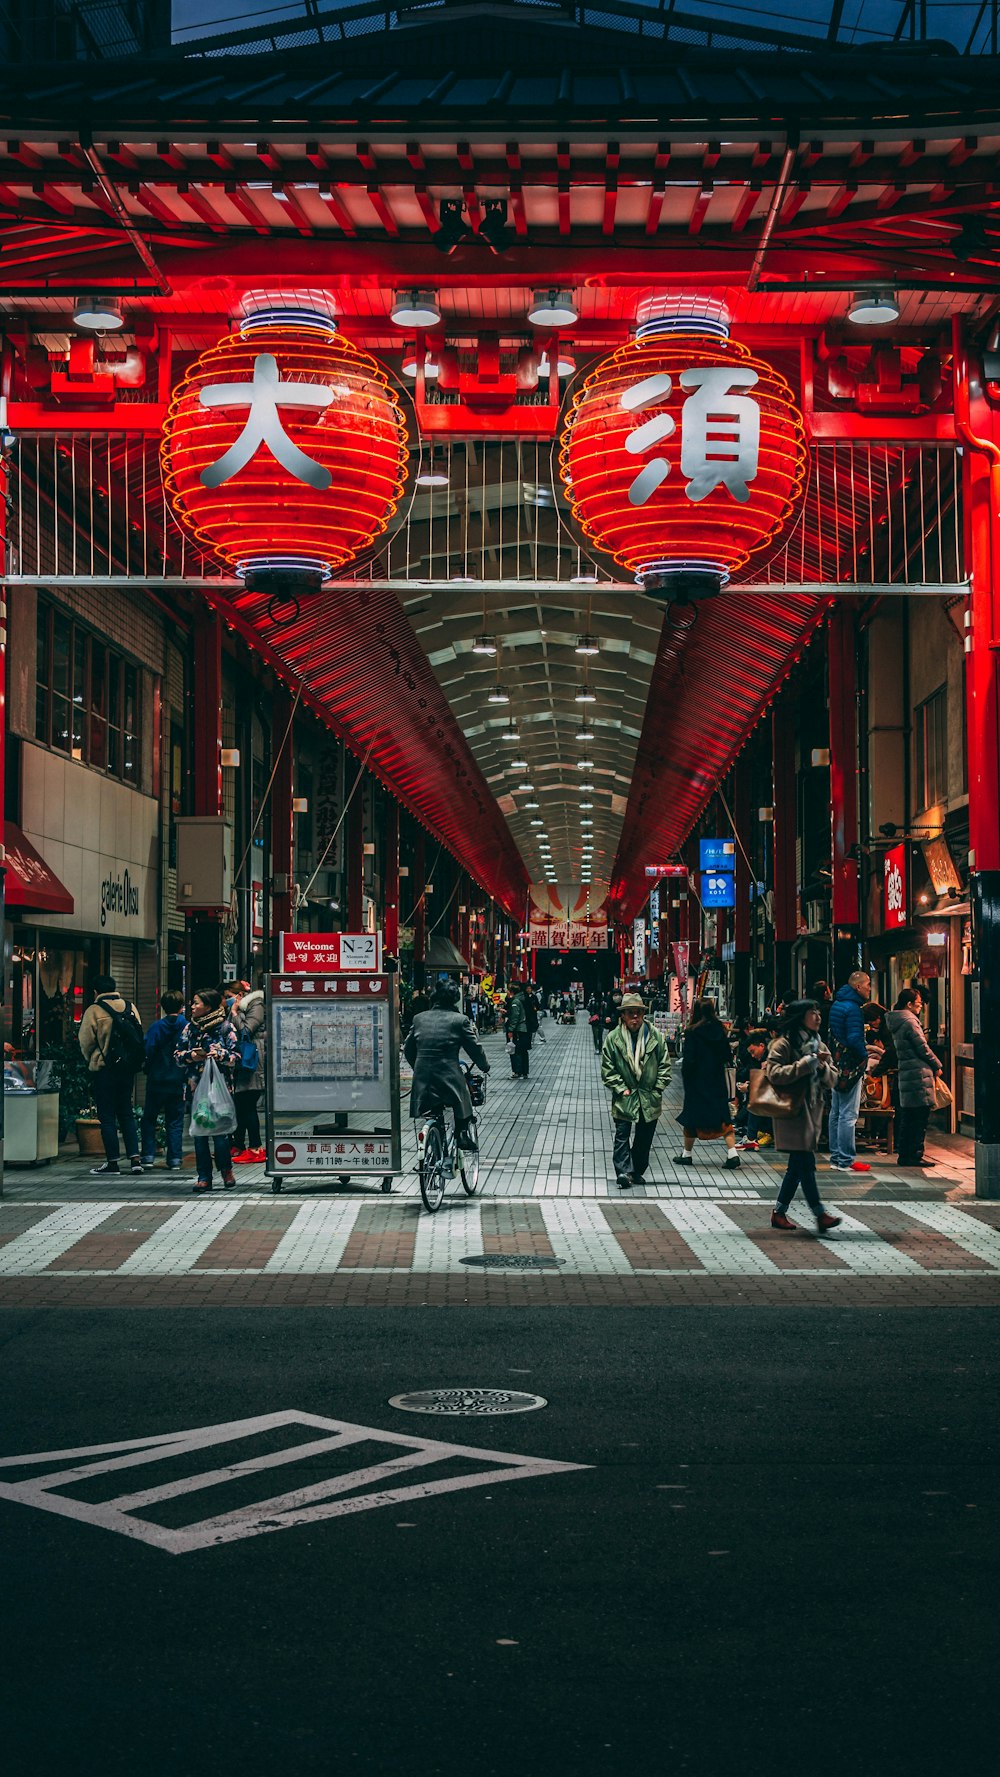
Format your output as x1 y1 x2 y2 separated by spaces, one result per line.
139 990 189 1171
230 978 266 1163
78 972 146 1177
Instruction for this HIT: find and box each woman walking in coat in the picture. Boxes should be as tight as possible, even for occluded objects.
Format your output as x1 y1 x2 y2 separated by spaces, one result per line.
230 979 266 1163
600 992 671 1187
403 978 490 1147
176 988 240 1194
764 1000 842 1232
886 988 942 1167
675 998 741 1168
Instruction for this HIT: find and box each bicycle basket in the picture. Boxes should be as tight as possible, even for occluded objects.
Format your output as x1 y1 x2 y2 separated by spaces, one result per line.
468 1073 486 1108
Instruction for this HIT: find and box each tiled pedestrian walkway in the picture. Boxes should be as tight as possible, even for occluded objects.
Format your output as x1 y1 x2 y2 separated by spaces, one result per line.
2 1016 977 1203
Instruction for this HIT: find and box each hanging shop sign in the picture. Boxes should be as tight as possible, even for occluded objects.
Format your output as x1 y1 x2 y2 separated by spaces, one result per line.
161 291 409 596
527 922 608 950
278 932 383 973
265 972 401 1187
699 838 736 872
645 864 688 878
883 843 909 931
921 835 963 897
559 298 807 599
672 941 690 980
633 918 647 974
701 872 736 908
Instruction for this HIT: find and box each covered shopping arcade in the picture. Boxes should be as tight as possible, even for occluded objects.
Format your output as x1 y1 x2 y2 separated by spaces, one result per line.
2 0 1000 1192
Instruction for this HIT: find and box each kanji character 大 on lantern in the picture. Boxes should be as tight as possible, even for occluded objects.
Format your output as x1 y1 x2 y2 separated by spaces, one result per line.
161 289 410 599
559 296 807 602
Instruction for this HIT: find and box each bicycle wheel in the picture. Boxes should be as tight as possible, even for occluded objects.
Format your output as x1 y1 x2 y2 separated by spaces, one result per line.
419 1123 446 1212
460 1120 481 1195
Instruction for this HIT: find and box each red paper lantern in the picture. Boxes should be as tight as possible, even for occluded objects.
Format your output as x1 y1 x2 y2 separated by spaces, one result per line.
161 292 409 591
559 301 807 599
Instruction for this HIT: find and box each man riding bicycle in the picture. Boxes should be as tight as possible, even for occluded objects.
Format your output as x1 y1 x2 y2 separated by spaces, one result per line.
403 978 490 1149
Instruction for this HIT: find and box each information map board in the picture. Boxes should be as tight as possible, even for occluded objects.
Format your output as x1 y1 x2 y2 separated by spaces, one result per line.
264 973 401 1184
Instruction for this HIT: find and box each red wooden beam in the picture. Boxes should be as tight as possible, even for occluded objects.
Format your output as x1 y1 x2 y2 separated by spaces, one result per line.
177 186 228 234
688 185 713 236
731 182 761 233
366 184 399 236
273 186 314 236
225 186 270 235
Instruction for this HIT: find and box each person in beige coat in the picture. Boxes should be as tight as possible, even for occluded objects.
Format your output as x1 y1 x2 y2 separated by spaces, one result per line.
763 1000 843 1234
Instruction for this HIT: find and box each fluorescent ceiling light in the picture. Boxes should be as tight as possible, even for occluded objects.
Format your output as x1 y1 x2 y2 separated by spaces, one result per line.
847 290 900 326
528 287 578 326
74 296 123 332
577 758 594 769
487 685 510 703
575 633 599 654
500 728 521 742
575 690 596 703
472 634 497 655
390 288 441 328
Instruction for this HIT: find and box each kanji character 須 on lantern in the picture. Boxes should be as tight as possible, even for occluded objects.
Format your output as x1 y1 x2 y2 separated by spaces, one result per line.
161 289 409 597
559 296 807 600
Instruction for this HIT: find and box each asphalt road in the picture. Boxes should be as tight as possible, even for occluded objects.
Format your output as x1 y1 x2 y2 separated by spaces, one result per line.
1 1307 997 1777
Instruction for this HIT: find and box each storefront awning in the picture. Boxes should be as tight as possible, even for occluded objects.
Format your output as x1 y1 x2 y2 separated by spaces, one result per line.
426 935 471 974
3 823 74 915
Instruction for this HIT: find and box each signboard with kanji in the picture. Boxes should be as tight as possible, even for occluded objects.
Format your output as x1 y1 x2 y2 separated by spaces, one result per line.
527 923 608 950
701 872 736 908
699 838 736 872
279 931 383 973
264 973 401 1185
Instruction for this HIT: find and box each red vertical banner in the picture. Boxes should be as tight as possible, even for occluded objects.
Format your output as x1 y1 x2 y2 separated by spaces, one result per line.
960 369 1000 874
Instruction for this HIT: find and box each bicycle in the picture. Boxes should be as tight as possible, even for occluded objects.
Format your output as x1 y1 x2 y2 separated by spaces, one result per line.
416 1067 484 1213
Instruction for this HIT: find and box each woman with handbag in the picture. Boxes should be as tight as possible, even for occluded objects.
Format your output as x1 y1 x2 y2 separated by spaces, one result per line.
762 1000 842 1233
176 988 239 1193
886 988 942 1167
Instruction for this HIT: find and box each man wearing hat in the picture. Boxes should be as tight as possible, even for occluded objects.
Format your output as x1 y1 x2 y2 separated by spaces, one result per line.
600 991 672 1188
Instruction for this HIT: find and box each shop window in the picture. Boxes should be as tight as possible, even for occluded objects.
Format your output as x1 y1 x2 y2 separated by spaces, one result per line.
34 596 143 786
915 685 948 811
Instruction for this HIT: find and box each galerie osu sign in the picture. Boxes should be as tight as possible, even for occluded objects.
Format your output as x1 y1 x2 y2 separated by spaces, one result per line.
559 301 807 597
161 292 409 589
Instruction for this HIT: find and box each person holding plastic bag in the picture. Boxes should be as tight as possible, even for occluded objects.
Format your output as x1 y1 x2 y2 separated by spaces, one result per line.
176 988 239 1193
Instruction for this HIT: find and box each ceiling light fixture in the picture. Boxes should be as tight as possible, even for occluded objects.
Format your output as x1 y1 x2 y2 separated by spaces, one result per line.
73 295 124 333
472 634 497 655
390 289 441 328
577 758 594 769
576 725 595 742
538 350 576 378
487 684 510 703
510 758 528 770
528 287 578 327
579 801 593 809
500 726 521 742
434 198 469 256
575 633 599 655
415 444 449 487
524 800 539 809
403 348 440 380
517 782 534 792
847 289 900 326
574 688 596 703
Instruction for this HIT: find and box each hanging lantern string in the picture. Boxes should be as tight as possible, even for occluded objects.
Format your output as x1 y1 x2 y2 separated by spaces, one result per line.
298 725 380 910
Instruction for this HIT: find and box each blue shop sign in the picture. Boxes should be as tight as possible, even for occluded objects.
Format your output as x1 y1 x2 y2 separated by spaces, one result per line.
699 837 736 872
702 872 736 908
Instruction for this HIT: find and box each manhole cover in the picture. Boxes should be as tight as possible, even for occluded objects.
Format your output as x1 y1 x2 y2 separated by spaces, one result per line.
460 1254 564 1270
389 1388 547 1416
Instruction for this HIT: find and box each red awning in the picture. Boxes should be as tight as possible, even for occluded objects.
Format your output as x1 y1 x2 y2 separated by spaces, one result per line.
3 823 75 915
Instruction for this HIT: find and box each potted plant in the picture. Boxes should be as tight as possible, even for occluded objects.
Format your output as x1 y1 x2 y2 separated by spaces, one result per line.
41 1043 101 1152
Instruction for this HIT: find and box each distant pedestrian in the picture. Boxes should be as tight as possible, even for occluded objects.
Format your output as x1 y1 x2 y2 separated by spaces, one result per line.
587 990 603 1051
231 977 266 1162
810 979 834 1042
506 980 531 1078
600 991 671 1188
827 969 873 1172
765 999 842 1234
734 1022 770 1150
675 998 741 1169
140 989 188 1171
887 988 942 1167
175 988 239 1193
78 973 145 1177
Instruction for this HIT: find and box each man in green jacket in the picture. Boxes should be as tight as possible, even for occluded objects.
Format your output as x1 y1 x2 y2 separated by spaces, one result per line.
600 991 671 1187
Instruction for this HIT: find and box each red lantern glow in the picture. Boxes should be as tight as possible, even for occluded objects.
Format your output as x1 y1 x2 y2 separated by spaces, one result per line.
559 304 807 598
161 294 409 588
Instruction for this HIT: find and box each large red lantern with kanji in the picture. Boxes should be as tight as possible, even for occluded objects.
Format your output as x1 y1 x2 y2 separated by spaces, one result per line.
559 299 807 600
161 291 409 594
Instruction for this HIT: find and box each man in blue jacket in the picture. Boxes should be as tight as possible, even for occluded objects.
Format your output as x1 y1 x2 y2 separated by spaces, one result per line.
827 969 872 1172
140 990 189 1170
